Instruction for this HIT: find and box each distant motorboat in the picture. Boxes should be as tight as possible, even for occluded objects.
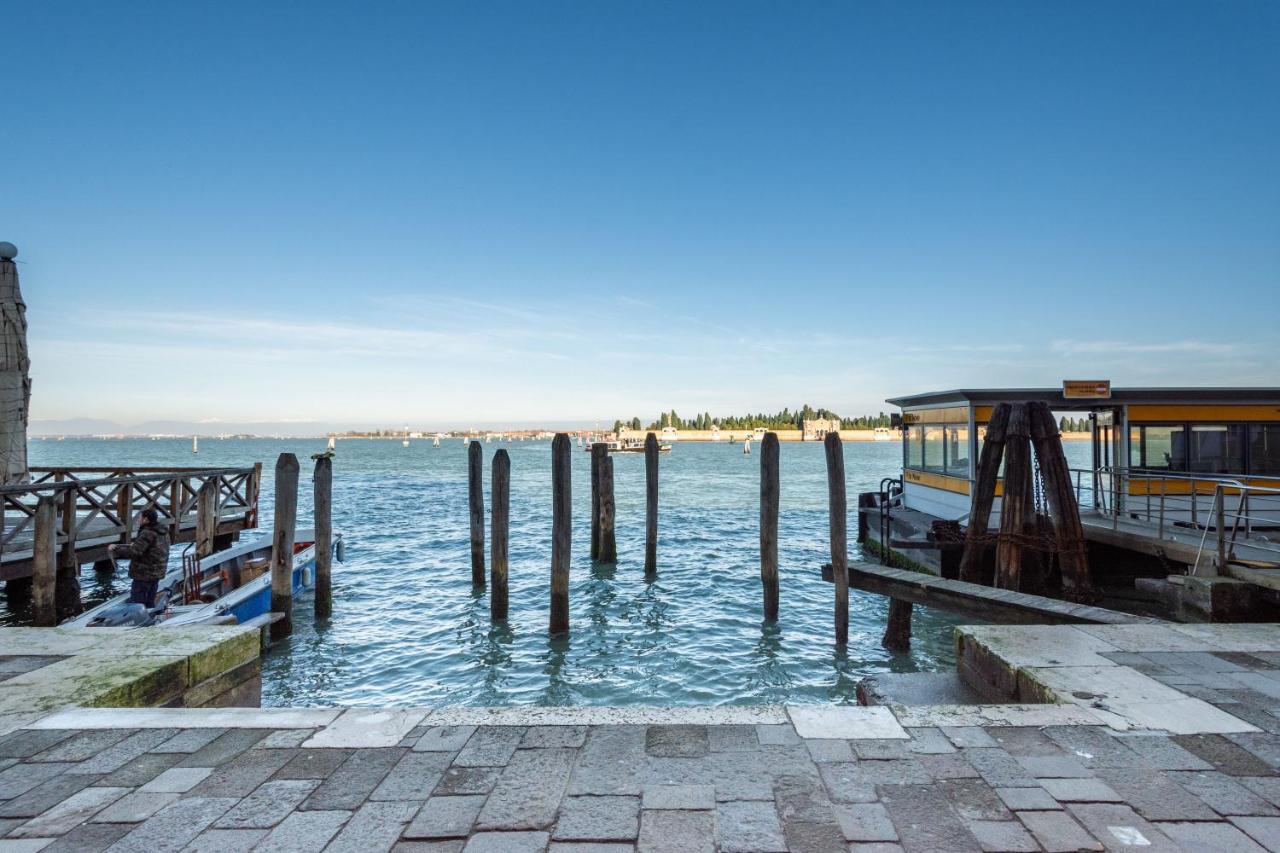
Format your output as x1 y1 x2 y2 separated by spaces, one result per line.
874 427 893 441
327 436 336 452
433 436 440 447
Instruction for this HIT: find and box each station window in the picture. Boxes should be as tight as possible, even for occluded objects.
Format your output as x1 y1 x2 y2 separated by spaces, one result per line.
1188 425 1246 474
1130 425 1186 471
922 426 946 474
946 425 970 478
1250 425 1280 475
904 425 922 469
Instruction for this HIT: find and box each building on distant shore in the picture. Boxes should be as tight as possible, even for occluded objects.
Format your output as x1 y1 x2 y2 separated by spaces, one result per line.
802 418 841 441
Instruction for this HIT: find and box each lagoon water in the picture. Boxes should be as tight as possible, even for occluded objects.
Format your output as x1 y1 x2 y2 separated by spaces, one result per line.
13 436 1090 706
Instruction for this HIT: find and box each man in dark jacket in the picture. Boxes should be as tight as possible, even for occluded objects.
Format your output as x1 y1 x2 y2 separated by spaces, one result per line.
108 508 171 608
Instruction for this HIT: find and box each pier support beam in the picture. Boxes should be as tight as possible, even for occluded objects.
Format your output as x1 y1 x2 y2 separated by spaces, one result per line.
313 454 333 619
550 433 571 636
56 489 81 619
491 449 510 622
599 456 617 563
31 495 56 626
196 481 217 560
469 441 485 587
644 432 658 578
590 443 606 560
959 402 1011 585
270 453 299 640
882 598 913 651
824 432 849 646
996 404 1032 591
760 431 779 621
1028 401 1093 599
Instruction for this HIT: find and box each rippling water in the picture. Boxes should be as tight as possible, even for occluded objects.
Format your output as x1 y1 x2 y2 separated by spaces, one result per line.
9 435 1085 706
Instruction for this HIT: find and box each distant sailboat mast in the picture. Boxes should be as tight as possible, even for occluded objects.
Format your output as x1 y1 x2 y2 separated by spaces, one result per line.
192 435 198 454
402 425 410 448
326 435 336 452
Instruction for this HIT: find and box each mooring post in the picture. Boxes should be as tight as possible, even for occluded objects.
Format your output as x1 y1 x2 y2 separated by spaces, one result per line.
590 443 606 559
882 598 913 651
491 448 510 622
550 433 571 636
958 402 1011 584
56 488 82 619
824 432 849 645
32 495 57 626
1027 401 1093 597
599 455 617 563
996 404 1032 590
196 481 217 559
313 454 333 619
644 432 658 577
760 431 780 620
270 453 299 640
469 440 485 586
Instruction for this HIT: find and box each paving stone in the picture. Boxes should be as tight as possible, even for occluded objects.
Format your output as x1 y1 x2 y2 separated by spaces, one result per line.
772 774 836 825
372 751 452 801
96 753 181 788
853 739 910 760
857 758 931 785
805 739 854 763
641 784 715 810
941 727 998 748
568 728 646 797
91 791 179 823
917 752 982 780
253 808 351 852
215 779 320 828
415 726 478 753
72 730 177 775
179 828 266 852
964 819 1039 852
405 796 487 839
707 725 757 753
964 748 1038 788
139 766 211 793
187 745 295 797
461 832 551 852
33 729 133 763
833 803 897 842
9 786 127 837
787 706 907 740
327 800 418 853
1110 733 1212 770
645 726 708 758
548 845 634 853
301 709 426 748
41 822 131 853
1170 770 1280 816
476 748 575 831
1229 733 1280 770
1015 754 1092 778
103 795 239 853
302 747 405 811
272 748 351 779
1230 816 1280 852
755 724 800 746
1156 820 1267 852
995 786 1060 811
0 760 70 798
1042 726 1146 769
1242 776 1280 808
846 845 905 853
781 820 845 853
1066 803 1179 851
150 729 224 754
637 809 713 853
522 727 588 749
1094 767 1218 821
254 729 315 749
878 783 980 852
0 772 103 818
903 728 955 755
177 729 270 768
818 763 878 804
939 779 1013 821
0 729 74 759
435 765 503 796
1017 810 1103 852
1175 734 1278 777
715 800 786 852
454 728 523 767
1040 777 1123 803
553 796 639 842
394 842 465 853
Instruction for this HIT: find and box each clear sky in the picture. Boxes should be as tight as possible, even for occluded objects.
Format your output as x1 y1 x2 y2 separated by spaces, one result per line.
3 1 1277 430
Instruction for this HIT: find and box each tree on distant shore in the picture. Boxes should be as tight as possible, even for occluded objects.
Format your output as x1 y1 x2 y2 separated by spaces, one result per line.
631 406 894 432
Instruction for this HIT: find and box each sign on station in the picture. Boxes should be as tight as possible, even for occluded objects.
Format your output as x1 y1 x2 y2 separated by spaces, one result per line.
1062 379 1111 399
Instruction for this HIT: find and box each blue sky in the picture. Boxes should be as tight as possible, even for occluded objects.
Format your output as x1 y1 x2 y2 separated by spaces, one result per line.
3 1 1277 429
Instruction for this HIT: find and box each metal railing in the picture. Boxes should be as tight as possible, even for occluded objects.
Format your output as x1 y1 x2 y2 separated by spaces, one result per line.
1069 466 1280 574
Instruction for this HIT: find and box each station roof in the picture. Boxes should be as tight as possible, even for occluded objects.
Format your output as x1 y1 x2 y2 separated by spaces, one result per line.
886 387 1280 409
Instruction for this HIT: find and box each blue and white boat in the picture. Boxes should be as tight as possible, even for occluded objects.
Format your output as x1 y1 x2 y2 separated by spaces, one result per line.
63 528 344 628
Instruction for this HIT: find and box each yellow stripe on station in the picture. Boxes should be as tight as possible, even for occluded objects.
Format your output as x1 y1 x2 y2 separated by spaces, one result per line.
904 469 972 495
1128 405 1280 423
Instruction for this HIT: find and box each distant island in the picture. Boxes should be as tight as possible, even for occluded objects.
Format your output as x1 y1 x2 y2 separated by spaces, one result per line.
614 406 892 433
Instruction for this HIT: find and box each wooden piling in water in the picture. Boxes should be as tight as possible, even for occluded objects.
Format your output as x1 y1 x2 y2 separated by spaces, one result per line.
550 433 571 636
56 489 81 619
599 455 617 563
882 598 913 651
270 453 299 640
996 404 1032 590
469 440 485 587
491 449 510 622
760 431 780 620
1028 401 1093 597
824 432 849 645
313 454 333 619
31 496 56 627
644 432 658 577
959 402 1011 584
590 443 606 560
196 481 217 559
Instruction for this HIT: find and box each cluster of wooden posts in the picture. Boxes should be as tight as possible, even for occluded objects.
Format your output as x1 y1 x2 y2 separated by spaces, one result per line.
465 431 861 646
266 452 334 640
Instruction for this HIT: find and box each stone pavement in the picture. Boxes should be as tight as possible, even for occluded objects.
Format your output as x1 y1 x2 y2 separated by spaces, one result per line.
4 698 1280 852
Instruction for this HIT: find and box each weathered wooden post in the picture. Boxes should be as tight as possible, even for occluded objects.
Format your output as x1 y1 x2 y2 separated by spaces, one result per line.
468 440 485 587
0 242 30 486
195 481 217 559
996 404 1032 590
590 443 606 559
491 449 510 622
599 456 617 563
958 402 1011 584
270 453 299 640
1027 401 1092 597
824 432 849 645
760 432 780 620
57 488 82 619
644 432 658 577
31 495 56 626
882 599 913 651
550 433 571 636
313 454 333 619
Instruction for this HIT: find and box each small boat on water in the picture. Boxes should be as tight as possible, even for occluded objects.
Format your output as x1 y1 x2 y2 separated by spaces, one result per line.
64 528 344 629
192 435 199 454
582 438 673 454
873 426 893 441
326 436 337 452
